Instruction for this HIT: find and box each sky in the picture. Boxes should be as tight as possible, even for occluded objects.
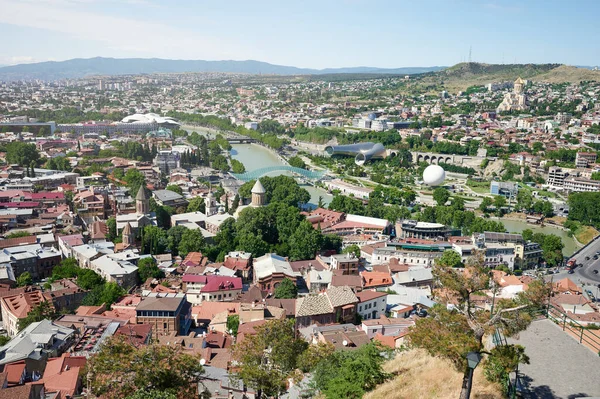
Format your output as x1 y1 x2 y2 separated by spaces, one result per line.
0 0 599 68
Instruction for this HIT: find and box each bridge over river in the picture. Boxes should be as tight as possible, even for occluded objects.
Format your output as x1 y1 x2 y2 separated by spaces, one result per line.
230 165 327 182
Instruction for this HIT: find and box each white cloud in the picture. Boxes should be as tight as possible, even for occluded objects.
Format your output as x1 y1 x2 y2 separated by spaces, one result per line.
0 0 244 60
0 56 44 66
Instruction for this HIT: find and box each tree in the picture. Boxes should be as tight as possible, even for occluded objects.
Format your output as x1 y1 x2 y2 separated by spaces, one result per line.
137 257 164 282
483 345 530 395
124 169 146 198
409 254 551 399
106 217 117 242
479 196 493 212
17 301 56 331
16 272 33 287
516 190 533 211
76 269 104 290
165 184 183 196
82 282 126 307
531 233 564 266
569 192 600 228
186 197 206 213
236 231 270 258
297 342 335 372
141 226 168 255
226 314 239 336
436 250 463 268
126 391 177 399
231 159 246 173
433 187 451 206
274 278 298 299
288 220 323 261
6 231 31 239
5 142 40 168
494 195 507 209
178 228 206 258
166 225 187 256
86 336 204 399
342 245 361 259
288 156 307 169
231 319 308 398
311 343 390 399
0 335 10 346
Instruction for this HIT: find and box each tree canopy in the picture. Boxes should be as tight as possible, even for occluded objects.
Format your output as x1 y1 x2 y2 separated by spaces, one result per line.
274 278 298 299
137 257 164 282
86 336 205 399
409 254 551 398
232 319 308 398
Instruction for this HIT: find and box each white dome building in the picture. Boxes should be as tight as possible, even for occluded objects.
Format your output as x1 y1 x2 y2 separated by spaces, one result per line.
422 164 446 186
121 113 180 128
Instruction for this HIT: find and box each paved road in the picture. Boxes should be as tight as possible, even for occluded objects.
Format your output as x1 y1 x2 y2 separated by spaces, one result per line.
566 236 600 284
507 319 600 398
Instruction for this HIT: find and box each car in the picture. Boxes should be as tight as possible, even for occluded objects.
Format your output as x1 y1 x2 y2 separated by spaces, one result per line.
568 269 575 274
585 256 590 261
594 255 599 260
594 270 599 274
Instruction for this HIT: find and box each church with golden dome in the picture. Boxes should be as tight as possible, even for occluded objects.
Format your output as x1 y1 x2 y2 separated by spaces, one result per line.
496 77 529 113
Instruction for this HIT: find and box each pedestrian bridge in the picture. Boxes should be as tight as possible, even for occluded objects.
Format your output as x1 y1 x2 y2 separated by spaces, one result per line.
231 166 327 181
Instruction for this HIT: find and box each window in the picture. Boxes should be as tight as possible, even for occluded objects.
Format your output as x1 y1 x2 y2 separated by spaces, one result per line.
163 323 167 329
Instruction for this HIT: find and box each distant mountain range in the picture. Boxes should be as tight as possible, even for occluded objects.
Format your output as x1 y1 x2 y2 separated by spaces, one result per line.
0 57 447 81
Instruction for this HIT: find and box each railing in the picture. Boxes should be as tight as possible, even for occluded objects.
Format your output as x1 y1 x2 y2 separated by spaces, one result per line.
545 304 600 353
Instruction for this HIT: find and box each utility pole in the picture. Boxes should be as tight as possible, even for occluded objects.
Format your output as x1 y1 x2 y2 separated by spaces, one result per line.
469 46 472 63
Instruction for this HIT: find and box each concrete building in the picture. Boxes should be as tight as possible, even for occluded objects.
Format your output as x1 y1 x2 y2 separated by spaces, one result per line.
135 293 191 338
154 150 180 174
563 176 600 192
547 166 568 188
575 152 597 168
90 254 138 287
323 179 373 200
0 320 74 367
253 253 300 294
490 181 519 198
152 190 187 208
0 244 62 280
371 242 448 267
399 220 457 240
330 253 359 275
1 291 47 336
356 291 388 321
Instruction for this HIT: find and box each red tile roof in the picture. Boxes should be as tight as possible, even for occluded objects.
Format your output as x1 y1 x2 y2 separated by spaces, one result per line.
4 361 25 386
356 290 388 302
39 353 85 397
0 236 37 249
201 276 242 293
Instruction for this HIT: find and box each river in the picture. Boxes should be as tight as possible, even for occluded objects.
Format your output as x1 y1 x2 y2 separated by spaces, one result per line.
230 143 333 208
499 218 579 256
182 126 580 253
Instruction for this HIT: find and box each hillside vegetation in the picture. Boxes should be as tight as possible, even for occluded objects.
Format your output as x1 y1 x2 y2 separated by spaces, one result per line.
364 349 503 399
419 62 600 92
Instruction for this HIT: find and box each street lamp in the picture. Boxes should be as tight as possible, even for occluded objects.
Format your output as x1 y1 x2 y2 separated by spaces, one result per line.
464 352 482 399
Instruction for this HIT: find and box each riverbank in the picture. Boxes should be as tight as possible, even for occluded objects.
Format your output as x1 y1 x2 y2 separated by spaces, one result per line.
489 215 580 256
229 142 333 208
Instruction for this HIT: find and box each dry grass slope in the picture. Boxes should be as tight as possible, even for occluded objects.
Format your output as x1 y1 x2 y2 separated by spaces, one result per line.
533 65 600 83
418 62 600 92
364 349 503 399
